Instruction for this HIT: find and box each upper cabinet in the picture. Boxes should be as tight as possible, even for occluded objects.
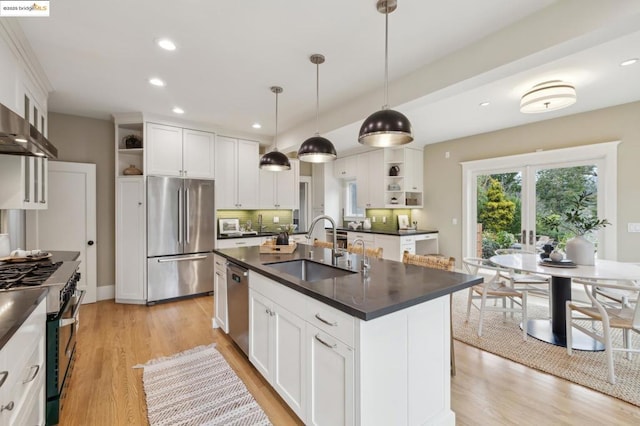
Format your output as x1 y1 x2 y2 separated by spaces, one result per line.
215 136 260 209
0 155 48 209
146 123 215 179
356 150 385 209
384 147 424 208
333 156 357 179
260 159 299 209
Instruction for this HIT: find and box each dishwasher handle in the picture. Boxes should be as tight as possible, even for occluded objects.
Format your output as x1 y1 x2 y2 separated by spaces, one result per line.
226 262 248 277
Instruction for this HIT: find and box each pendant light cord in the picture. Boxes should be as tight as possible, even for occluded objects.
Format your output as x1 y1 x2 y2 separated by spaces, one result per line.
383 3 389 109
315 61 320 136
274 90 279 151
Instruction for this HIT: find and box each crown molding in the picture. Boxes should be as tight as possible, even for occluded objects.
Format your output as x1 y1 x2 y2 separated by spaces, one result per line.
0 19 52 97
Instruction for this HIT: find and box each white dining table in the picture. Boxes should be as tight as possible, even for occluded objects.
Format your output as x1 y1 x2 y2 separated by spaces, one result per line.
490 253 640 351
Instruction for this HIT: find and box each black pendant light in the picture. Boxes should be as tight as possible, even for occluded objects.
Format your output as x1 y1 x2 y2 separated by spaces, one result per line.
298 54 337 163
358 0 413 147
260 86 291 171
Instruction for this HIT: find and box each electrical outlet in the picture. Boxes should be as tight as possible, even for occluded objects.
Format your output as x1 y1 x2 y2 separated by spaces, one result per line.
382 216 387 224
273 216 279 223
628 223 640 232
452 218 458 225
372 216 376 223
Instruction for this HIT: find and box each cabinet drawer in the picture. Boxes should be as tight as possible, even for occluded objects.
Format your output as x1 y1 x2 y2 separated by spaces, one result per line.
305 297 355 347
250 272 308 319
415 233 437 241
347 232 374 245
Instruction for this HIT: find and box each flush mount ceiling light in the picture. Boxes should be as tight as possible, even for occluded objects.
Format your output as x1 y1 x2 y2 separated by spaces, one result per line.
259 86 291 171
298 54 337 163
520 80 576 113
172 107 184 114
252 123 262 129
359 0 413 147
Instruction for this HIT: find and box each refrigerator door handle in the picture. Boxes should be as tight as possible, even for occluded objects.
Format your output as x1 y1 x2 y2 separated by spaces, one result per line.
185 188 190 244
177 188 183 244
157 255 208 263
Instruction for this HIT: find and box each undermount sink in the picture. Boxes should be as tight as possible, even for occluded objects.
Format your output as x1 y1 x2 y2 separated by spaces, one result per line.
265 259 356 283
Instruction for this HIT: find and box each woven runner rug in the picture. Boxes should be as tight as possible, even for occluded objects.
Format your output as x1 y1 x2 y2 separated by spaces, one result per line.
136 344 272 426
451 291 640 407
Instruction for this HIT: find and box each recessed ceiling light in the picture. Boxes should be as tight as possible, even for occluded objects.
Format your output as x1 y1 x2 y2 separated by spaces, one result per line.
149 77 165 87
35 152 45 156
620 58 638 67
15 138 27 143
479 101 490 107
252 123 262 129
172 107 184 114
157 38 176 51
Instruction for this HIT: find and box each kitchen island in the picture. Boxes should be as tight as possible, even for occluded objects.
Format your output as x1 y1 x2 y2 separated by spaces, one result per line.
214 244 481 426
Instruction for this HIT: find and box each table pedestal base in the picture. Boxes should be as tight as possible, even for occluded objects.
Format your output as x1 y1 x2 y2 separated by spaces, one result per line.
522 319 604 351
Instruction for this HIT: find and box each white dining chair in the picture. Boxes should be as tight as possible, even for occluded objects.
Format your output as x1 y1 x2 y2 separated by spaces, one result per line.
566 278 640 384
463 257 528 340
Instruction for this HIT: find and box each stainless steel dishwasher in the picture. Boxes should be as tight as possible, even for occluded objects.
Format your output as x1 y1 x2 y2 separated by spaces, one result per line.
227 261 249 355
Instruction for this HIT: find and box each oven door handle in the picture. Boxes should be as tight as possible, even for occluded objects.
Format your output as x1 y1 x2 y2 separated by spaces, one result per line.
59 289 86 328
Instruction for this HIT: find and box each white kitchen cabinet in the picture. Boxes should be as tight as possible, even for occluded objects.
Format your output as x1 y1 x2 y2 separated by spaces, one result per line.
0 296 46 426
215 136 259 209
347 232 439 261
115 177 146 303
260 159 299 209
249 285 307 420
216 236 264 249
213 255 228 332
356 150 384 209
0 155 47 210
333 156 357 179
384 147 423 207
146 123 215 178
306 325 355 426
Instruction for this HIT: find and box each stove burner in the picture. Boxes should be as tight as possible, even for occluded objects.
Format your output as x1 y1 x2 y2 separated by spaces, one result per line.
0 261 63 289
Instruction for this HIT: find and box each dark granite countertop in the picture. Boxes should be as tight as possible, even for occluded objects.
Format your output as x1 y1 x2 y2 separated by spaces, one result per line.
218 230 308 240
336 228 439 237
214 244 480 321
50 250 81 262
0 288 47 351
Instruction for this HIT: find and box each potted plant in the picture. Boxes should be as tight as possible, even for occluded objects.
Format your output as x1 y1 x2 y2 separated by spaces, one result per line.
540 191 610 265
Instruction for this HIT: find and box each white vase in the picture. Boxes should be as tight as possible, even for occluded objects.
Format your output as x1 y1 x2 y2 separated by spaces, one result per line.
565 235 595 265
363 218 372 230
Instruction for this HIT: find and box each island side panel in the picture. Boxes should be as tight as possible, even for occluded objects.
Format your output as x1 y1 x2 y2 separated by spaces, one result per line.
356 295 454 426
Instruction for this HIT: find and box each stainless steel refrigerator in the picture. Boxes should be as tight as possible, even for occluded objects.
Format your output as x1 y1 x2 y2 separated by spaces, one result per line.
146 176 215 302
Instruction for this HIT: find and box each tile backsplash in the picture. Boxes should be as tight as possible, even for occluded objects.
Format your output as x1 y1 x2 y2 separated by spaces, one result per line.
217 209 293 233
343 208 413 232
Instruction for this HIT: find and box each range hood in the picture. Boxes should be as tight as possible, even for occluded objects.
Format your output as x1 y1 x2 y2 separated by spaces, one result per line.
0 102 57 159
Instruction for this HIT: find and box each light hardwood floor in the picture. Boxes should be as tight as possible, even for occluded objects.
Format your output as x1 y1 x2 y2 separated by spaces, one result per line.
61 296 640 425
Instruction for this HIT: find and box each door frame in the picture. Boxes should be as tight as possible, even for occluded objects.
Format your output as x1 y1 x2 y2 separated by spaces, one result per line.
461 141 618 260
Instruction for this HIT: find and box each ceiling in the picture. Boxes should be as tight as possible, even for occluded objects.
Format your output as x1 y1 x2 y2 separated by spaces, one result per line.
15 0 640 156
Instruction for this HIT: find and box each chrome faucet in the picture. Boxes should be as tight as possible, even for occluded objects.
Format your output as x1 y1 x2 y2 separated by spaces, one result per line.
351 238 370 272
306 214 342 266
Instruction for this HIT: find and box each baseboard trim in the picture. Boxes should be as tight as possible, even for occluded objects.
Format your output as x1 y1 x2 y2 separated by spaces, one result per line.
97 284 115 301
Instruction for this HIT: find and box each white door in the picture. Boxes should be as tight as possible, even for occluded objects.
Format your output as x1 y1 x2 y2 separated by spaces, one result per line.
248 289 273 379
26 161 97 304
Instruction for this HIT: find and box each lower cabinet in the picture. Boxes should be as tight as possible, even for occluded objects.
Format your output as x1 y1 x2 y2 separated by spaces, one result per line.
249 274 354 425
249 289 307 419
0 297 46 426
306 325 354 426
115 177 146 303
213 255 228 332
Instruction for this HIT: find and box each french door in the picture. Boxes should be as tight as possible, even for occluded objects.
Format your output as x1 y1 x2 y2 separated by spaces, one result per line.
462 142 618 260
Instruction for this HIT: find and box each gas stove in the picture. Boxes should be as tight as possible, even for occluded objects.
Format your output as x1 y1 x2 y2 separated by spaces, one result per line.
0 259 81 314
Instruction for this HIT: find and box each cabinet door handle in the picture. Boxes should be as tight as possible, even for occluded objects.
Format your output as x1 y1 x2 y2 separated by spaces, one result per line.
0 371 7 388
0 401 14 412
23 364 40 384
315 334 337 349
314 313 337 326
529 230 535 246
